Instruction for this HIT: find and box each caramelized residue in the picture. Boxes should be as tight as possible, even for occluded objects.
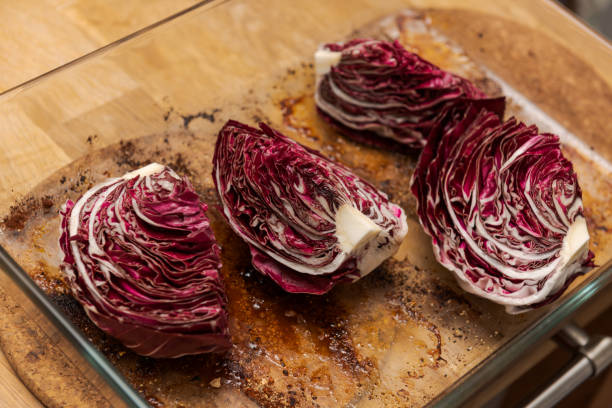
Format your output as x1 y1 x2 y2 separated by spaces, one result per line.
1 194 56 231
181 108 221 129
280 96 318 141
116 141 143 168
2 196 40 231
215 207 375 405
162 153 193 177
31 261 69 295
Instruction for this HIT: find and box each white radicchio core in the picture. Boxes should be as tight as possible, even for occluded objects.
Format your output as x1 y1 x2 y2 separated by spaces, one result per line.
213 120 408 294
411 104 594 313
314 39 504 150
59 163 230 357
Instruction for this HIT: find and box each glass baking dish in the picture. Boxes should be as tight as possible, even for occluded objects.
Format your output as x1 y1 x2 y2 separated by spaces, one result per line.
1 0 611 407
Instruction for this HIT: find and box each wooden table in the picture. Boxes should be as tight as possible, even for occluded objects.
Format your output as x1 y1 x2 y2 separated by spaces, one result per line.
0 0 199 92
0 0 611 406
0 2 199 404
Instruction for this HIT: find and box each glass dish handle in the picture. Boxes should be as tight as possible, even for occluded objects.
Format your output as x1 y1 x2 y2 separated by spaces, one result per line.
519 322 612 408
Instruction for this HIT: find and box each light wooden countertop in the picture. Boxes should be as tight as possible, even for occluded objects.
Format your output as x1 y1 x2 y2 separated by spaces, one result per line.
0 0 198 92
0 2 198 405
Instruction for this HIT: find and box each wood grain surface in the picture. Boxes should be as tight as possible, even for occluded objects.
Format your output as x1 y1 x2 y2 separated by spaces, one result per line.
0 0 200 93
0 350 42 407
0 0 611 407
0 1 199 405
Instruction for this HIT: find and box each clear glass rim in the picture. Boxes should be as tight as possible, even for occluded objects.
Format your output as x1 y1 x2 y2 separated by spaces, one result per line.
0 245 149 407
547 0 612 49
429 259 612 407
0 0 227 100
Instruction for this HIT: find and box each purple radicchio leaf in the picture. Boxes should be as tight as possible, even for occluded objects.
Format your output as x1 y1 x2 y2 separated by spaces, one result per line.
213 120 408 295
411 103 594 314
59 163 230 358
314 39 505 150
